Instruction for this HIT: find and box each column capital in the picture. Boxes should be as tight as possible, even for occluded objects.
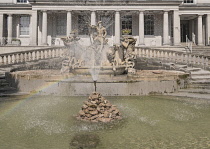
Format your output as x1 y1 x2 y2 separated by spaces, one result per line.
163 10 170 13
198 14 204 17
42 10 48 13
8 14 13 17
66 10 72 12
115 10 121 13
139 10 145 13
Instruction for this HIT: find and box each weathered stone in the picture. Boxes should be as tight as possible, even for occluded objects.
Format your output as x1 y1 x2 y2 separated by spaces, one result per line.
99 118 112 123
77 92 122 123
84 109 89 114
82 104 88 109
79 110 85 116
104 111 110 118
90 110 98 115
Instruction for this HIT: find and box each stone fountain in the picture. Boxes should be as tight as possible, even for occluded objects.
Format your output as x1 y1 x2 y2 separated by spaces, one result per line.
61 21 137 78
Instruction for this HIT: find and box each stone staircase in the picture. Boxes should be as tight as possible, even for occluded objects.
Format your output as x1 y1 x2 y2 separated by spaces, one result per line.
169 66 210 99
0 68 17 95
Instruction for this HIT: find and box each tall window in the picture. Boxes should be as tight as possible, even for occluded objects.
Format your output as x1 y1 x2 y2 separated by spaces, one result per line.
122 15 132 35
56 14 66 36
98 15 113 35
20 16 30 36
17 0 28 3
183 0 194 3
78 15 89 35
144 15 154 35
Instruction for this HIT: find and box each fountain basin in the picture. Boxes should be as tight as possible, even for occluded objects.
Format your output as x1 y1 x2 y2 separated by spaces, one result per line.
72 66 126 75
6 70 189 96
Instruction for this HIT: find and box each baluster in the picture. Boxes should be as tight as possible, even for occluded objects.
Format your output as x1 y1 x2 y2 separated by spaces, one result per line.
36 51 40 60
197 56 201 65
188 55 192 65
48 49 52 58
20 53 23 63
153 50 156 58
52 49 55 58
40 51 44 59
146 49 149 58
7 55 11 64
60 48 63 57
16 54 19 63
157 51 160 60
28 52 31 61
44 50 48 59
11 54 15 64
24 53 28 62
32 51 36 60
205 57 209 67
4 55 8 65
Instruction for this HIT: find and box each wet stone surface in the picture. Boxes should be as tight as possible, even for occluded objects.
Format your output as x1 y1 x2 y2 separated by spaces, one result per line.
76 92 122 123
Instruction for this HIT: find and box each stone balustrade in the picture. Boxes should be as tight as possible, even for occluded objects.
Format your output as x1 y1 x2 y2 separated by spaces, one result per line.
135 47 210 69
0 47 64 66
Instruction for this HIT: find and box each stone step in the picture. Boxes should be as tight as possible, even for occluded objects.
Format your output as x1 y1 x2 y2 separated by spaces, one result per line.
191 70 210 75
167 92 210 100
188 84 210 90
179 88 210 94
191 75 210 80
186 68 202 72
0 82 9 87
0 87 17 93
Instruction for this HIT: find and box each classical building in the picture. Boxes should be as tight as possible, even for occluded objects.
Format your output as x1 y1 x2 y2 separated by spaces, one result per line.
0 0 210 47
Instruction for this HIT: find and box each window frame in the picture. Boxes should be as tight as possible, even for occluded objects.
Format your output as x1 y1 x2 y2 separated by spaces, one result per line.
121 15 132 35
56 14 67 36
19 15 30 37
144 14 154 36
16 0 28 4
78 14 90 36
183 0 196 4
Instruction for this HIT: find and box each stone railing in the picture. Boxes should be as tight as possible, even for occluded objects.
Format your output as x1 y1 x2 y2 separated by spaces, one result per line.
135 47 210 69
0 47 64 66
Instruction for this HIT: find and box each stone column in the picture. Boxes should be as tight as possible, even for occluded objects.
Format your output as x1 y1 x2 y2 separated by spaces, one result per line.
67 10 72 36
91 10 96 26
197 14 203 46
115 10 120 44
38 12 42 45
139 10 145 46
7 14 13 44
173 10 181 46
0 14 4 45
42 10 48 45
206 14 210 45
30 10 38 46
163 11 169 46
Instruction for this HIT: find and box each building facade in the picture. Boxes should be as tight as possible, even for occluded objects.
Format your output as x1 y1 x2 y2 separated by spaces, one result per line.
0 0 210 47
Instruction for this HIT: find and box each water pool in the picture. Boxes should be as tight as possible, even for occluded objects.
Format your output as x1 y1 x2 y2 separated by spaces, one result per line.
0 95 210 149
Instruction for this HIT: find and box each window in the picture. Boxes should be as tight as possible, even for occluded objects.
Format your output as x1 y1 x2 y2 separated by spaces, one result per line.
17 0 28 3
122 15 132 35
98 15 113 36
20 16 30 36
183 0 194 3
56 14 66 36
144 15 154 35
78 15 89 35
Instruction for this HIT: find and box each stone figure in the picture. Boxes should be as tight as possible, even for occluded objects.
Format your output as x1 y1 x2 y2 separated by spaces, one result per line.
121 36 137 69
90 21 108 45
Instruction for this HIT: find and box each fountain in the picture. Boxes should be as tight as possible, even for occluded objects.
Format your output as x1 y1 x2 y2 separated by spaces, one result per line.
60 21 137 77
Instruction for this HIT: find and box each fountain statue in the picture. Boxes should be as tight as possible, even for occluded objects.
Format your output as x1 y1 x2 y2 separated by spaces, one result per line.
61 21 137 76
